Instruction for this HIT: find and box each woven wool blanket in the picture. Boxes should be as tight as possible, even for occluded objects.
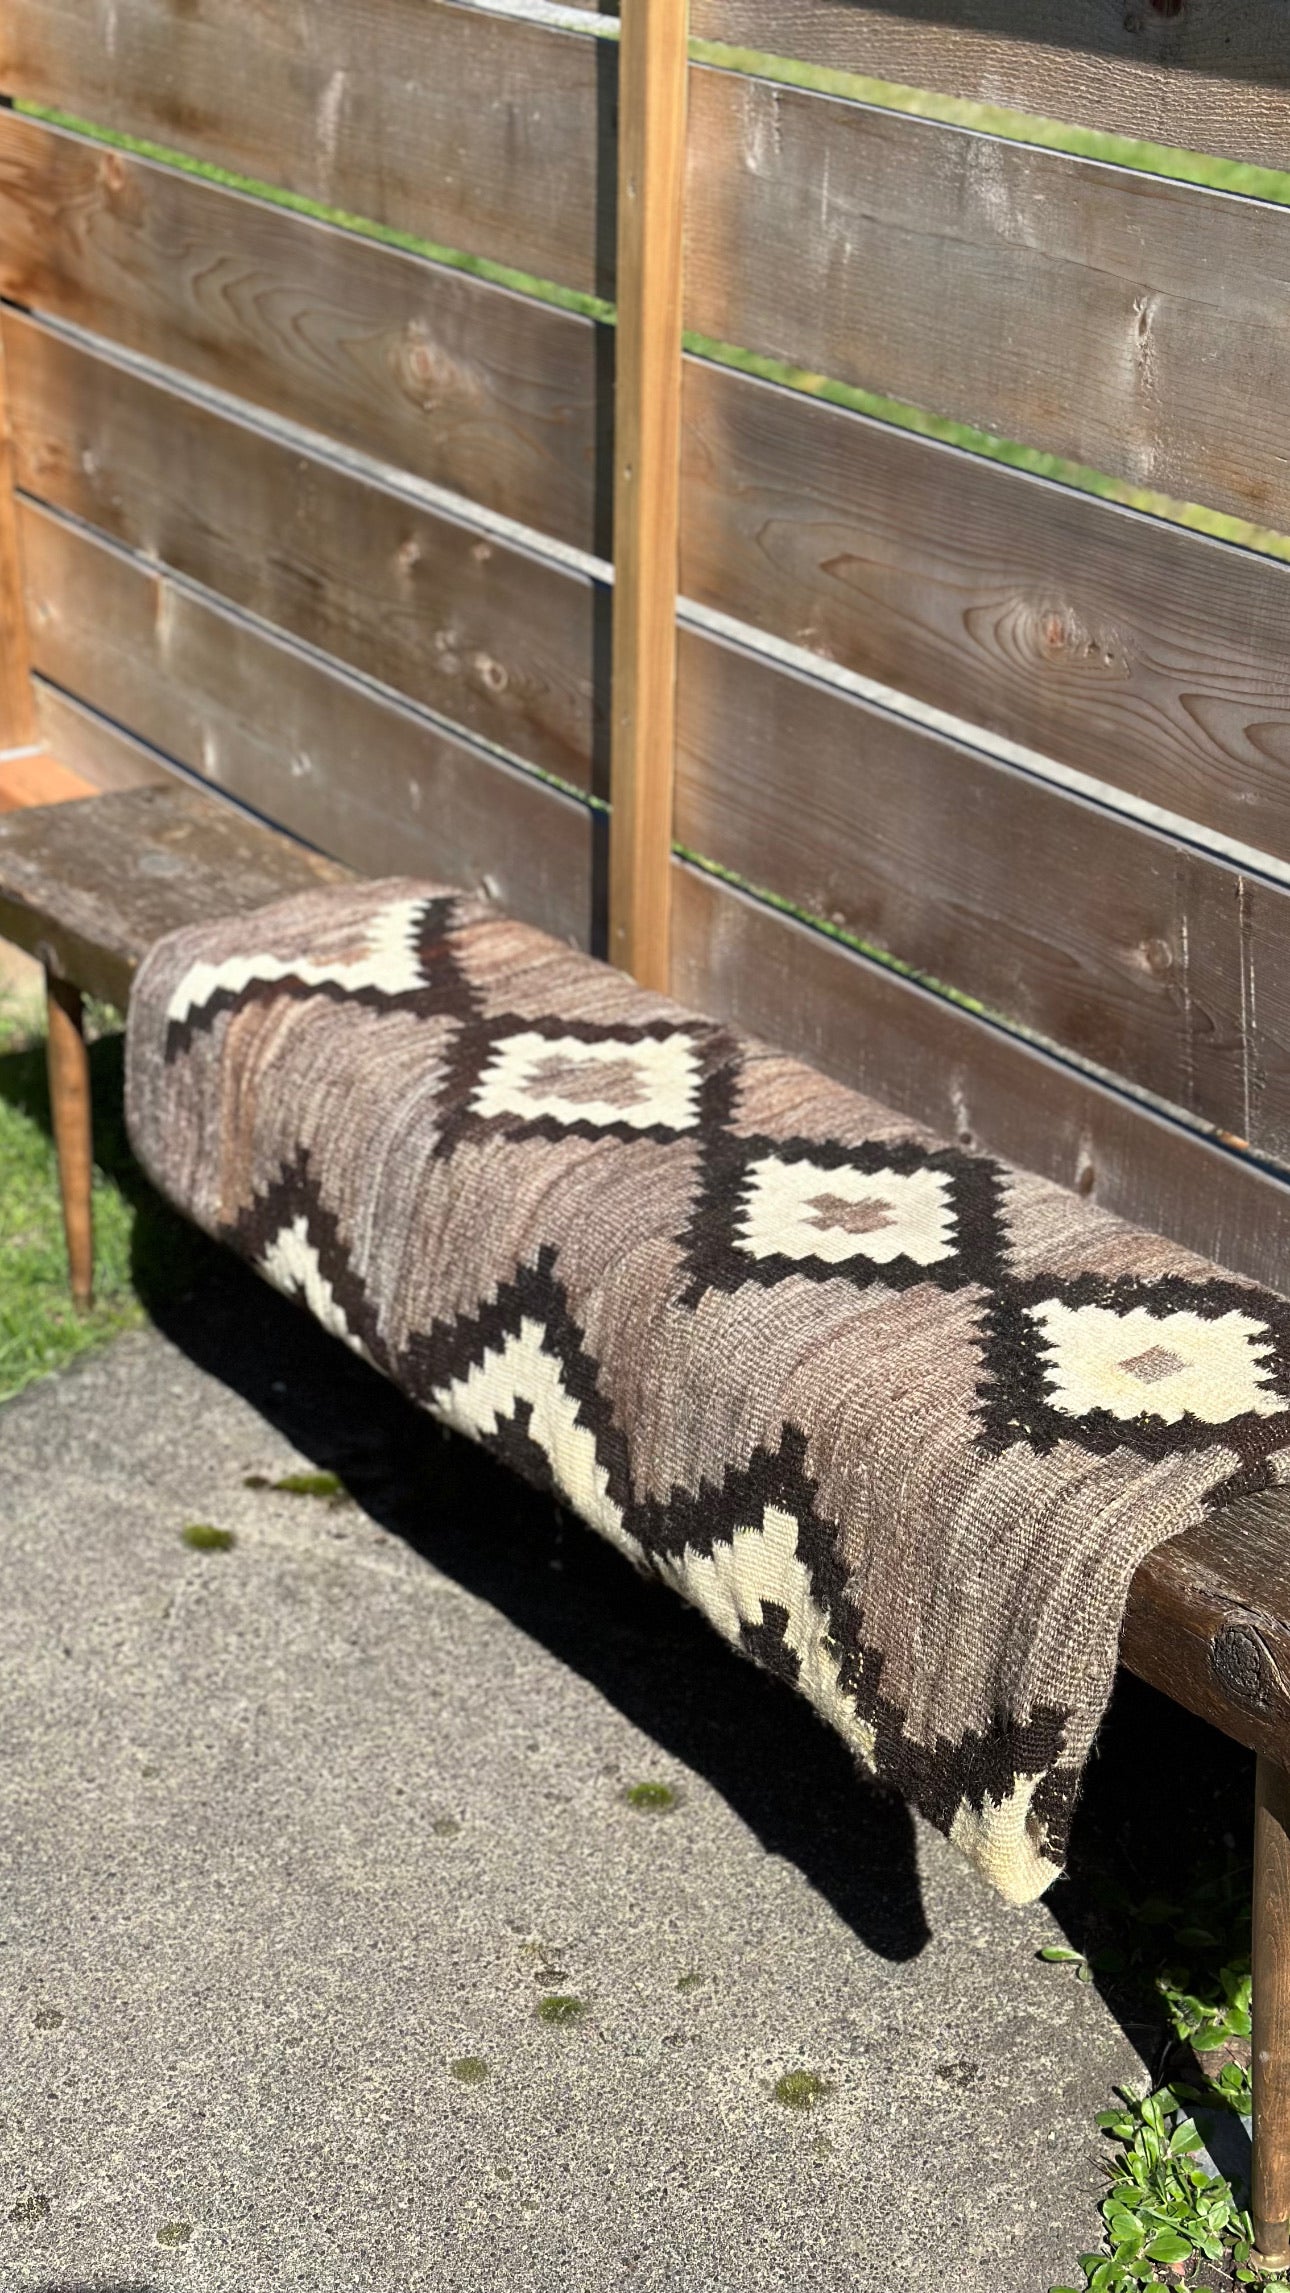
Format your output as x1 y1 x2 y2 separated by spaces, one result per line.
125 878 1290 1903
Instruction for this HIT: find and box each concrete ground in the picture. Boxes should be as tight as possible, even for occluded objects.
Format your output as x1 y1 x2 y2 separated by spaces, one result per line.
0 1255 1239 2292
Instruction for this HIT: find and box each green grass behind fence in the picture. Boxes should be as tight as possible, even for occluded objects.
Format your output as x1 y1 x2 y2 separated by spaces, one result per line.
20 72 1290 572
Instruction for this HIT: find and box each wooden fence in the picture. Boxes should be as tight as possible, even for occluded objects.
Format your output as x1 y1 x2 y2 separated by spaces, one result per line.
2 0 1290 1288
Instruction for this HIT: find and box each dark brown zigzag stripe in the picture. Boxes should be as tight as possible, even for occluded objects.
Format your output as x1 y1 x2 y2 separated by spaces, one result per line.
225 1155 1076 1866
225 1148 395 1381
164 896 479 1060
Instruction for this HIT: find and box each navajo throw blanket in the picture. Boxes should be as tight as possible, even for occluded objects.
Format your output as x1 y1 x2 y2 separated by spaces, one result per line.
125 880 1290 1903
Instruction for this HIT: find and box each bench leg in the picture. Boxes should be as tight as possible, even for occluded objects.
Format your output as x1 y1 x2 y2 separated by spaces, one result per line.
44 971 94 1310
1254 1755 1290 2269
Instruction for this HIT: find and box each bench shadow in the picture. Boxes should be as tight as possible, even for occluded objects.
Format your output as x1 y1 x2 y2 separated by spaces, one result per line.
142 1240 933 1966
132 1230 1265 2061
2 1029 927 1961
1 1029 1260 2016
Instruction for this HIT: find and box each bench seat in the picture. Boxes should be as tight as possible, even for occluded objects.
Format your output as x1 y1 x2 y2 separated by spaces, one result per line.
0 784 1286 1787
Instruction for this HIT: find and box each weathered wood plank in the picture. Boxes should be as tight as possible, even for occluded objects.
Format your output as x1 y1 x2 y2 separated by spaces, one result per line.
22 108 1290 903
17 502 595 949
7 313 604 794
609 0 689 987
0 320 35 748
692 1 1290 175
684 66 1290 530
670 860 1290 1296
17 112 1290 855
675 626 1290 1166
22 310 1290 1153
0 783 351 1007
33 678 173 793
0 111 605 555
0 0 608 296
14 51 1290 542
681 359 1290 869
1125 1490 1290 1768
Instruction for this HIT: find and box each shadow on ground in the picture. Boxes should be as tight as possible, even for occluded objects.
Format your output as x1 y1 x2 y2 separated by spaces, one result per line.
143 1237 933 1964
0 1029 1258 2040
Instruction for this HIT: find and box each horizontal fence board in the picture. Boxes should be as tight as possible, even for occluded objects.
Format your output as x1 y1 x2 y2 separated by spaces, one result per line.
691 1 1290 174
13 67 1290 545
680 359 1290 866
34 675 172 791
0 0 606 295
685 66 1290 532
23 319 1290 1154
676 628 1290 1165
672 862 1290 1296
18 501 594 943
0 112 603 555
18 126 1290 893
8 44 1290 538
17 114 1290 858
6 312 603 793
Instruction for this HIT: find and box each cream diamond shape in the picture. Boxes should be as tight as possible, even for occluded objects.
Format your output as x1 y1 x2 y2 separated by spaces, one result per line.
1028 1298 1281 1425
736 1155 956 1266
471 1030 702 1132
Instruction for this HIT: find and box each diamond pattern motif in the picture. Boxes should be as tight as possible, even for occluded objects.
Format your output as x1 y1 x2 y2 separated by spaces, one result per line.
737 1154 958 1268
471 1027 704 1135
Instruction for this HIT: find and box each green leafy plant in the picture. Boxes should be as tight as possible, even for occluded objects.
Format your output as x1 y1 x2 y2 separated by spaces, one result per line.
1050 2085 1256 2289
1046 1859 1274 2290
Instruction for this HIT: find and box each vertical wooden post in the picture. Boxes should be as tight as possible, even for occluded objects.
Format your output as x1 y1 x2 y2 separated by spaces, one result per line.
608 0 690 991
0 318 36 753
45 972 95 1310
1253 1756 1290 2270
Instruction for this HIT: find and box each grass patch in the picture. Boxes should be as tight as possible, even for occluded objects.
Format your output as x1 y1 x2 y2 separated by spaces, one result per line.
0 1002 210 1405
624 1780 679 1813
449 2056 491 2086
181 1523 235 1553
536 1994 585 2027
772 2069 830 2111
261 1468 346 1500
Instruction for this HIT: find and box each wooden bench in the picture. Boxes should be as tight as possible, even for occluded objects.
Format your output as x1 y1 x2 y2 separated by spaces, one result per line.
8 0 1290 2271
3 777 1290 2264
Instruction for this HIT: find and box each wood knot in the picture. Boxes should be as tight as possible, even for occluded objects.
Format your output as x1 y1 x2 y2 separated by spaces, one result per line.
1209 1623 1277 1713
396 327 459 410
1003 599 1130 679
